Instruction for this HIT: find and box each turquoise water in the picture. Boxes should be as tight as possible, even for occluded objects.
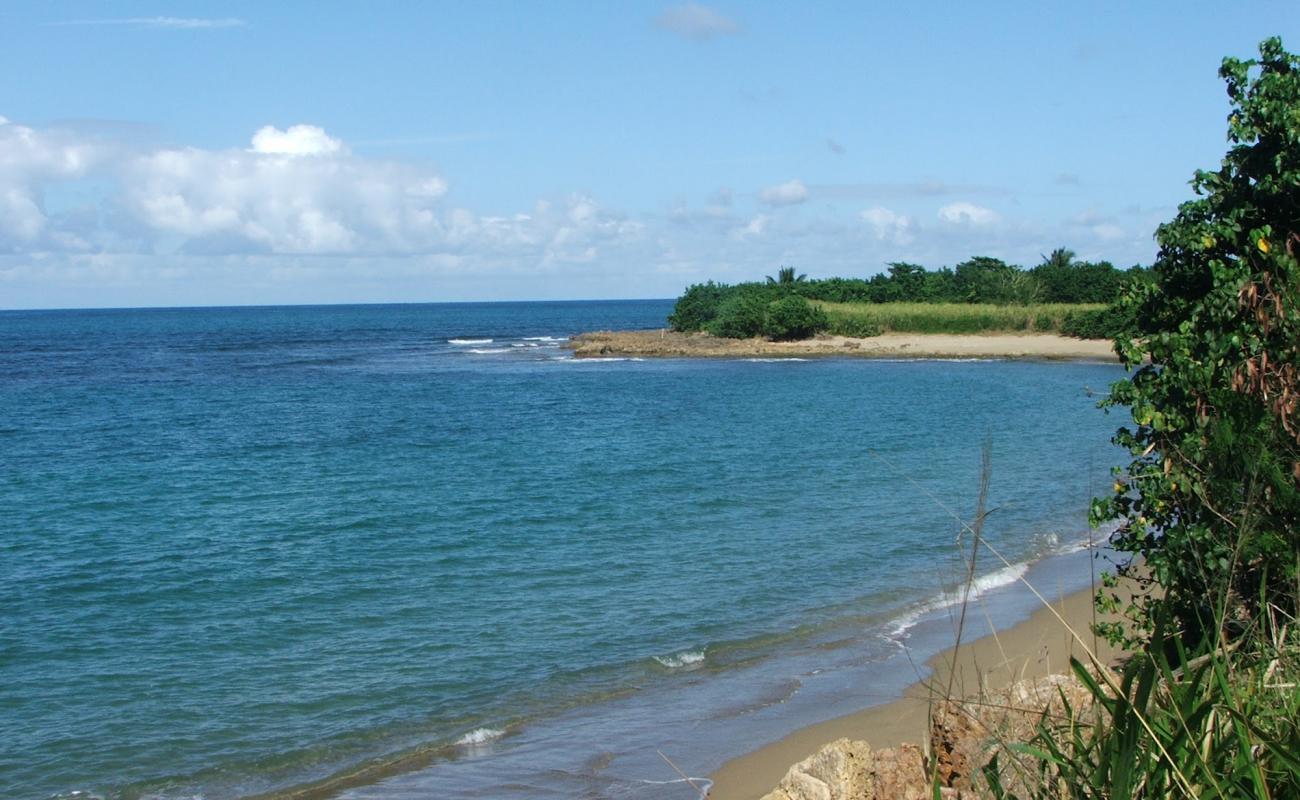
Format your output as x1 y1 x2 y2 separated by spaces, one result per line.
0 301 1123 799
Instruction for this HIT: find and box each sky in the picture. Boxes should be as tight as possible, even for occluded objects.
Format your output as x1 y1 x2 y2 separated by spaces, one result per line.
1 2 1297 309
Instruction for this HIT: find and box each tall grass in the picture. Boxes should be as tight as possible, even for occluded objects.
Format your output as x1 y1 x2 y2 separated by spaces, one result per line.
882 443 1300 799
817 302 1106 336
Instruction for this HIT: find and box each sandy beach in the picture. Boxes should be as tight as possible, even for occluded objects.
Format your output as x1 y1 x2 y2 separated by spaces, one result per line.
707 585 1118 799
567 330 1119 361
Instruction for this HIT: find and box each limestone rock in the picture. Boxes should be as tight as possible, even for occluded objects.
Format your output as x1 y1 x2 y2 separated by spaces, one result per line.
759 738 874 800
758 738 937 800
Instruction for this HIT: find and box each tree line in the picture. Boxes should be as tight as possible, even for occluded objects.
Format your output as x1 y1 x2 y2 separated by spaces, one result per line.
668 250 1151 340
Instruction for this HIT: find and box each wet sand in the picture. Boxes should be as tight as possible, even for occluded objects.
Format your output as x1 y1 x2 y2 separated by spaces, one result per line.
567 330 1118 361
707 585 1118 799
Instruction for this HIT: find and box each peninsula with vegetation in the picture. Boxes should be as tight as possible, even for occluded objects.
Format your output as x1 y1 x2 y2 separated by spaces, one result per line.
569 251 1145 360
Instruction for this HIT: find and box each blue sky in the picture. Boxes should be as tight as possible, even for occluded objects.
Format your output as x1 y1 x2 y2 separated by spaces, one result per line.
1 1 1296 308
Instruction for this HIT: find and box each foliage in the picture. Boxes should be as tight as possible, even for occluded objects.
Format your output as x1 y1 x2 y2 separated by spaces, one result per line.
766 266 807 286
985 617 1300 799
1092 37 1300 643
706 292 770 338
1058 306 1133 340
825 316 884 338
667 281 730 332
765 294 828 340
1031 249 1127 304
816 301 1105 336
667 254 1144 335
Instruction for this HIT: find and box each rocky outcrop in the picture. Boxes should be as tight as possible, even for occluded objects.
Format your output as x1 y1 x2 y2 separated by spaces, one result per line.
758 739 935 800
757 671 1105 799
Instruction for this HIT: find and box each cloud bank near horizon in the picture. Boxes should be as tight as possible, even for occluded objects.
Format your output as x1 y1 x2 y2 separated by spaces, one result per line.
0 116 1159 307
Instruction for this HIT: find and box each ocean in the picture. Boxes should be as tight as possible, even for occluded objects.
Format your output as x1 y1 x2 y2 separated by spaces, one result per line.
0 300 1124 799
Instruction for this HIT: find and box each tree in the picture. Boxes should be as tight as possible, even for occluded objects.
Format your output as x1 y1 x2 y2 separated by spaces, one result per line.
1040 248 1077 271
766 266 807 287
1095 37 1300 643
765 295 828 340
668 281 730 332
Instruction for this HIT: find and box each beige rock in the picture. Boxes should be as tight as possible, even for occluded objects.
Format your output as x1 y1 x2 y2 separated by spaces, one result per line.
754 670 1107 799
757 739 937 800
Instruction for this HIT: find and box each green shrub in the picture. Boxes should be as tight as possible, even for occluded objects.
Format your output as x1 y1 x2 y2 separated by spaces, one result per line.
707 293 768 338
668 281 731 332
1059 306 1132 340
985 621 1300 800
764 295 828 341
1093 37 1300 643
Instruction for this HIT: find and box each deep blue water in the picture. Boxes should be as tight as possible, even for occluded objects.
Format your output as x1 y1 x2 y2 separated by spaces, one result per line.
0 301 1124 800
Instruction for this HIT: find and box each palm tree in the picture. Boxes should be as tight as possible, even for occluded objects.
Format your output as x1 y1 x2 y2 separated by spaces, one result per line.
766 266 807 286
1039 248 1076 270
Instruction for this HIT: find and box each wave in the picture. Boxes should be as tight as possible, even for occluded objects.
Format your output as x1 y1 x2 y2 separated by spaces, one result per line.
455 727 505 746
448 338 493 345
465 348 511 355
523 336 567 342
887 560 1030 640
653 649 706 669
743 357 810 362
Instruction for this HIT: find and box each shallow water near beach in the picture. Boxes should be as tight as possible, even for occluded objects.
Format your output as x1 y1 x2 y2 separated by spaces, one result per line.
1 300 1124 800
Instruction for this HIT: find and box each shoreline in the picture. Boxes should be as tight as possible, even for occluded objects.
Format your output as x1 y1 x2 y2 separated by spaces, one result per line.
566 329 1119 361
707 582 1117 800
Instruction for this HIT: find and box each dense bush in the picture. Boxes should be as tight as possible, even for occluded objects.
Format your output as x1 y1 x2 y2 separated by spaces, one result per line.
1058 306 1133 340
765 295 829 340
667 281 730 332
706 293 769 338
1093 36 1300 644
667 254 1144 333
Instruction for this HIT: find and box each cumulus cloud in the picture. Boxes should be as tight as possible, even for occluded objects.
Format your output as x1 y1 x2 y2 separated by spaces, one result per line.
249 125 346 156
120 126 446 254
54 17 246 29
653 3 740 40
0 118 648 264
937 201 1000 226
861 207 914 245
0 116 116 249
758 179 809 207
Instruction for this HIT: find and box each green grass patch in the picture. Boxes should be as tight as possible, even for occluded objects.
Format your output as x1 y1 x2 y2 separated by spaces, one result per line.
815 302 1107 336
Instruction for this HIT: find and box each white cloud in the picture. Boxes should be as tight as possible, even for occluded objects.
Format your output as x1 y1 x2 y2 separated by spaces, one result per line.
758 179 809 207
249 125 346 156
55 17 246 29
937 201 1000 226
0 117 115 248
860 206 914 245
653 3 740 40
0 117 1168 308
121 126 446 254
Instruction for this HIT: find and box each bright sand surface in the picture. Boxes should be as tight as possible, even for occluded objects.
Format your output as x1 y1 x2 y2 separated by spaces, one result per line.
567 330 1119 361
707 586 1120 800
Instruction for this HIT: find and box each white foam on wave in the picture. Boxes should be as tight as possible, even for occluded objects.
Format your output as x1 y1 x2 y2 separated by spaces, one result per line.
523 336 567 342
744 357 809 362
510 342 539 348
448 338 493 345
891 357 996 363
887 561 1030 640
654 649 706 669
456 727 505 746
466 348 511 355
